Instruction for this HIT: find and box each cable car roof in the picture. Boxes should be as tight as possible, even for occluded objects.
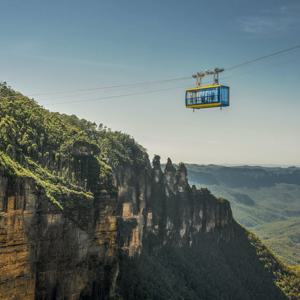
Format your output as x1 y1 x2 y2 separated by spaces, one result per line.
185 83 222 92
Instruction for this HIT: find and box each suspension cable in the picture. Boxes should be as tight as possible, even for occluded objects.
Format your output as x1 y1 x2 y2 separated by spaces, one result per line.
1 43 300 104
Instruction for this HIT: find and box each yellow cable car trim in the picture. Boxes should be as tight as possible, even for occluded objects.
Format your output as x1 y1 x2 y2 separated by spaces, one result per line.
186 102 221 109
186 84 221 92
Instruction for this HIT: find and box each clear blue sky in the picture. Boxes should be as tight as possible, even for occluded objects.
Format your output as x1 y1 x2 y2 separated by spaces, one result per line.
1 0 300 165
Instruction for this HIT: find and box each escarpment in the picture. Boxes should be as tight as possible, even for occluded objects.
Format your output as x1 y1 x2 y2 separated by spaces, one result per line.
0 84 299 300
115 155 234 257
0 151 233 300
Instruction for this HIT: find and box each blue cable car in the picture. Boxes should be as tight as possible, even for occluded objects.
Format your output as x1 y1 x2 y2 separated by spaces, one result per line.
185 68 229 110
185 84 229 109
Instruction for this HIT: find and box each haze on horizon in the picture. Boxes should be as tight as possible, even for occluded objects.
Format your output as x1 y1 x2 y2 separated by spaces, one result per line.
1 0 300 166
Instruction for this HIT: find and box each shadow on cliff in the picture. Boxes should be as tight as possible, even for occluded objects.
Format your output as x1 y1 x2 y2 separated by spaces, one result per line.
117 223 288 300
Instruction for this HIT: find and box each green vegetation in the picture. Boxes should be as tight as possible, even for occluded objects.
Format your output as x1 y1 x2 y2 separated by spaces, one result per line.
248 231 300 299
186 164 300 265
118 225 300 300
0 82 147 209
0 151 93 209
254 218 300 266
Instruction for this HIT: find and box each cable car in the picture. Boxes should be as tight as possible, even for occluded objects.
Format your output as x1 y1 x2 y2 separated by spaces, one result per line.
185 84 229 109
185 68 229 110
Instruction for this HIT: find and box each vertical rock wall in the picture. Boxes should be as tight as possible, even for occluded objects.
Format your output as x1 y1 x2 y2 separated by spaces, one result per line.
0 155 234 299
0 175 36 299
0 170 119 300
117 156 234 256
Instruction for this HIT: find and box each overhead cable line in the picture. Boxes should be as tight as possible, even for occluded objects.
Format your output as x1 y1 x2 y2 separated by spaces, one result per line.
225 43 300 71
27 76 191 97
35 43 300 98
1 43 300 104
45 85 189 105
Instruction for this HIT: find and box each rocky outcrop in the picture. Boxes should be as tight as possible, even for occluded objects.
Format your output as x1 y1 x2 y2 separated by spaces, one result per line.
0 155 234 299
118 156 233 254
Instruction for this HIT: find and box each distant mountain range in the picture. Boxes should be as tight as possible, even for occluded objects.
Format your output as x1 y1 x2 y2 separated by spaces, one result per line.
185 164 300 265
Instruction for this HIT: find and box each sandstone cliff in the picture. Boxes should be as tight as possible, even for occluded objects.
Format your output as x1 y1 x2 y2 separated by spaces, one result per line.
117 156 233 257
0 167 119 299
0 152 234 299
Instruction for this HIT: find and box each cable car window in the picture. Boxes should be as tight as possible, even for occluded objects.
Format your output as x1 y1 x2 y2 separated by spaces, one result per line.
185 84 229 109
220 86 229 106
196 88 218 104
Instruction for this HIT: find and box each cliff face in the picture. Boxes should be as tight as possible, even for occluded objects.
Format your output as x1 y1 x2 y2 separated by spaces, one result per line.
110 157 295 300
0 153 234 300
0 174 36 299
0 168 119 299
1 150 298 300
116 156 233 258
148 157 233 244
